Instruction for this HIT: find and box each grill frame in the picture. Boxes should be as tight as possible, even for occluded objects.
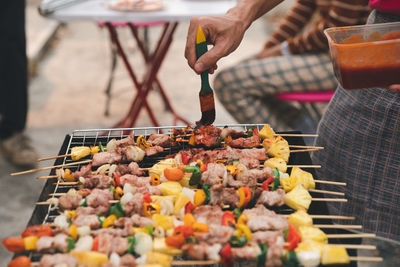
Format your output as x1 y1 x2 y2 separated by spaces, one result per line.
24 125 360 266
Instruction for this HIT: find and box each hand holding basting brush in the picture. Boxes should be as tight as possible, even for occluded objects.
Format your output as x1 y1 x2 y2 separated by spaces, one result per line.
195 26 216 127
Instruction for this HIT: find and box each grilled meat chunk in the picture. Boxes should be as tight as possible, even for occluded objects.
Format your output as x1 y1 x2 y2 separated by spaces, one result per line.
123 193 144 216
36 234 68 252
243 205 288 231
59 193 82 210
115 133 135 147
86 189 113 215
73 164 92 179
92 149 123 167
231 244 261 260
229 135 261 148
209 184 239 208
39 253 77 267
201 163 227 186
73 214 100 228
196 224 233 244
193 205 223 225
182 242 222 261
257 189 285 207
145 145 164 156
98 233 128 255
194 125 222 147
251 230 283 246
83 174 112 189
148 134 170 147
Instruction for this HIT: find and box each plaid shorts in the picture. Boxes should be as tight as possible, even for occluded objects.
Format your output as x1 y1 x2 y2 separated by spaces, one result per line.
213 53 337 131
311 10 400 241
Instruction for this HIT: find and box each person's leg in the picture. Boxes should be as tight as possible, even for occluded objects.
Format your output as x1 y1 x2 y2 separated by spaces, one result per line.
0 0 37 166
0 0 27 138
213 53 337 131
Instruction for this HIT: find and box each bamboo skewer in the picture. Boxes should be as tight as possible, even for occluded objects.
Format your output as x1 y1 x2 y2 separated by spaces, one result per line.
349 256 383 262
329 244 375 250
309 189 345 196
315 179 347 186
286 164 321 168
289 145 324 149
38 175 58 179
309 215 355 220
11 160 93 176
290 148 322 153
312 198 347 202
38 154 72 162
314 224 362 229
327 233 376 239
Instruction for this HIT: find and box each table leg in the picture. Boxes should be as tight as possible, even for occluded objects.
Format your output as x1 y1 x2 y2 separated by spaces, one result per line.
105 23 161 128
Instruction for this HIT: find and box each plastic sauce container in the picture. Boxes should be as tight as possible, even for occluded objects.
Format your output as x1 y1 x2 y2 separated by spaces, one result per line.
324 22 400 90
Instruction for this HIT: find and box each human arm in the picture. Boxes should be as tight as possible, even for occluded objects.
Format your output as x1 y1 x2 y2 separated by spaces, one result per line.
285 0 370 54
185 0 283 73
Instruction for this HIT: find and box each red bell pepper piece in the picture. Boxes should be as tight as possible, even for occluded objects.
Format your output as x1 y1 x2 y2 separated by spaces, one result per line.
174 225 194 238
285 225 301 251
181 153 191 165
253 128 259 136
113 172 121 187
92 236 99 251
221 211 236 227
184 201 196 214
219 243 233 266
21 225 53 238
7 256 31 267
237 187 252 208
142 193 152 203
262 177 274 191
165 233 186 248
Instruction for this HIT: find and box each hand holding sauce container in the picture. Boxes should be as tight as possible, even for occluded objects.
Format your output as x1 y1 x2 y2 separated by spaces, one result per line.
324 22 400 90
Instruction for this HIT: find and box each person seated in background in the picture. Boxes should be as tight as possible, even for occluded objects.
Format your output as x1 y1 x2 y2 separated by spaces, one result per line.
213 0 370 131
0 0 38 166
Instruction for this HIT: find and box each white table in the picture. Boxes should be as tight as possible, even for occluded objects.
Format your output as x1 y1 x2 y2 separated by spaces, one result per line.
42 0 236 129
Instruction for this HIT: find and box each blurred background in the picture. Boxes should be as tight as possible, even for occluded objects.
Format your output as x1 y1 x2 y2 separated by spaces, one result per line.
0 0 296 264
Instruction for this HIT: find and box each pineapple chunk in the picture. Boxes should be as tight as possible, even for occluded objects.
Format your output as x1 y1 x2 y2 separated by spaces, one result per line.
267 136 290 162
152 214 174 230
288 210 313 229
284 185 312 211
149 159 175 177
146 251 173 267
264 157 287 173
159 182 182 196
258 124 276 140
321 246 350 265
280 175 297 192
290 167 315 190
298 226 328 243
151 195 176 205
174 192 190 216
296 240 326 254
262 138 273 151
153 237 183 256
70 251 108 267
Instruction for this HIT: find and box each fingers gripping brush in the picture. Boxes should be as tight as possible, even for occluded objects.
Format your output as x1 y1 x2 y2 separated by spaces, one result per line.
195 26 216 127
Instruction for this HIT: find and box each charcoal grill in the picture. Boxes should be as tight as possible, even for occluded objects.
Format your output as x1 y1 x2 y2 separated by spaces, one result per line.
25 124 361 266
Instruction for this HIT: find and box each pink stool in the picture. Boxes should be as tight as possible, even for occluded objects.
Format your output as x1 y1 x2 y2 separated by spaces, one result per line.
276 91 335 124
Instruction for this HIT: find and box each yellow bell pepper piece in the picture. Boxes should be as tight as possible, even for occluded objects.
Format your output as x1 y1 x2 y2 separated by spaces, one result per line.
67 210 77 220
321 246 350 265
193 189 206 206
64 168 75 182
188 133 195 146
132 227 148 234
71 251 108 267
237 214 249 225
144 203 161 217
236 223 252 242
174 192 190 216
71 146 91 161
183 213 196 227
69 225 78 241
90 146 99 155
146 251 173 267
152 214 174 230
193 222 208 233
137 136 152 150
23 236 38 251
102 214 117 228
226 165 239 175
258 124 276 140
114 186 124 200
159 181 182 196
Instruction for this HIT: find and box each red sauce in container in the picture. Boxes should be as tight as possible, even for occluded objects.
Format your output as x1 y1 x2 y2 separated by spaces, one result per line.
334 31 400 89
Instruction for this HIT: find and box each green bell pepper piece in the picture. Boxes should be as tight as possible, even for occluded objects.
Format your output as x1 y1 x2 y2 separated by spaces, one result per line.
184 166 202 186
127 236 136 254
282 250 298 267
273 168 280 178
109 185 115 192
145 225 153 237
108 202 125 218
67 237 75 252
80 198 87 207
257 243 268 267
272 178 281 191
99 142 105 152
98 215 105 227
247 128 254 137
203 184 211 204
229 236 247 247
232 207 242 221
